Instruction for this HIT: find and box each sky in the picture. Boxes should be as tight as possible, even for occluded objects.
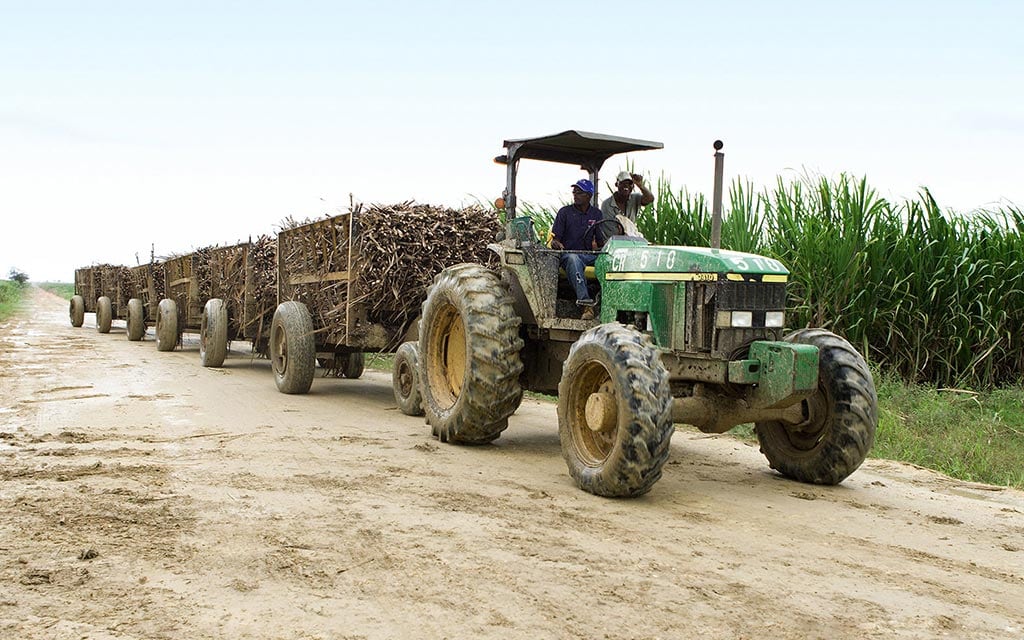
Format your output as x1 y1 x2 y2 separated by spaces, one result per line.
2 0 1022 282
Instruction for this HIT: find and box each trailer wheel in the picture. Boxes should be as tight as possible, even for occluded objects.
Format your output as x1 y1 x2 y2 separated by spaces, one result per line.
96 296 112 333
156 298 178 352
200 298 229 367
70 295 85 327
341 352 365 379
755 328 877 485
126 298 145 341
419 263 523 444
392 342 424 416
270 301 315 394
558 323 674 497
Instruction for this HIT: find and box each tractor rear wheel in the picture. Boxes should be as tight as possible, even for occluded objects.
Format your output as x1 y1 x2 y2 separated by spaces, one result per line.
156 298 178 352
96 296 112 333
126 298 145 341
341 352 364 379
200 298 228 367
392 342 424 416
70 295 85 327
755 328 877 485
270 301 315 394
419 264 523 444
558 323 674 497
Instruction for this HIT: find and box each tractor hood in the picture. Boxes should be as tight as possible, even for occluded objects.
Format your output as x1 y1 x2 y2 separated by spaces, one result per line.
602 238 789 283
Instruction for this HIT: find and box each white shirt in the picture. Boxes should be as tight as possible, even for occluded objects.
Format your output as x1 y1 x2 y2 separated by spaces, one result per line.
600 192 644 222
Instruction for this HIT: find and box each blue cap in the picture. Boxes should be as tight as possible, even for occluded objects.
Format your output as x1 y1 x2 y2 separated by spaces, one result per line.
571 179 595 195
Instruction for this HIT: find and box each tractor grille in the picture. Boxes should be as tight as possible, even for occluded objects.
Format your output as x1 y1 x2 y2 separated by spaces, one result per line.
717 281 787 311
686 281 787 356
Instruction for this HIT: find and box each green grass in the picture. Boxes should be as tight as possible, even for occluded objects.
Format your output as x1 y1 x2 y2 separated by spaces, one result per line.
0 280 26 321
365 353 394 373
38 282 75 299
871 372 1024 488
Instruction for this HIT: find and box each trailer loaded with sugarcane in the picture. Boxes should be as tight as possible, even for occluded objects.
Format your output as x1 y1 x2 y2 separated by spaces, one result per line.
70 264 128 333
192 237 278 366
268 202 498 394
396 131 879 497
151 249 212 352
121 262 162 341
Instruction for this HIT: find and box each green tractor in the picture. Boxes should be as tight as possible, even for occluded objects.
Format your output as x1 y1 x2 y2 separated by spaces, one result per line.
393 130 877 498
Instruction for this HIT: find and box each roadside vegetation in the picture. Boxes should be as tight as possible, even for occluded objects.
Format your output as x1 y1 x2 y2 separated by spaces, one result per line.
37 282 75 299
0 279 26 321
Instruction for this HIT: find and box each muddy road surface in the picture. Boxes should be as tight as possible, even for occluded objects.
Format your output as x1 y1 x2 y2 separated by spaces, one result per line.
1 288 1022 639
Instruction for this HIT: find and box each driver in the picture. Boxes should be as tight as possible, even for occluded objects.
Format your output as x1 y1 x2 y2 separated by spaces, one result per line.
551 179 604 320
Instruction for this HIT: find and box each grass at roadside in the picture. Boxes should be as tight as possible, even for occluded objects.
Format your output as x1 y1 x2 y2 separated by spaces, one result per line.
366 355 1024 489
38 282 75 299
0 280 26 321
871 373 1024 488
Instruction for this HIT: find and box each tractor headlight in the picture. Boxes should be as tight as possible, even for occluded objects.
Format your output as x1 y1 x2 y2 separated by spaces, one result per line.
765 311 785 328
731 311 753 328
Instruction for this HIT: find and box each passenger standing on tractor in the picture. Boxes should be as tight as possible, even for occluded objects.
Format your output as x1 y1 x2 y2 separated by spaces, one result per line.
551 179 603 320
601 171 654 223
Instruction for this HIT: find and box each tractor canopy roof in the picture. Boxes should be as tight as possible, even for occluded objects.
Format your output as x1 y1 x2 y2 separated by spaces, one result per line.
500 130 663 172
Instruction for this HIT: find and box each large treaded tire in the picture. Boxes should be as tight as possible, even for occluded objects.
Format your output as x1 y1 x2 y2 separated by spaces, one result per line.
270 301 315 394
126 298 145 341
200 298 229 367
419 264 523 444
755 328 877 485
70 295 85 328
96 296 112 334
341 352 365 379
558 323 674 497
392 342 424 416
155 298 178 352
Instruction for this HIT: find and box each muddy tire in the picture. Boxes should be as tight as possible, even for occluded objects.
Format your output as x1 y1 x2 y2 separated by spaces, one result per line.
755 328 877 485
126 298 145 341
96 296 112 334
270 301 315 394
392 342 424 416
69 295 85 327
155 298 178 352
341 352 365 379
200 298 228 367
558 323 673 497
419 264 523 444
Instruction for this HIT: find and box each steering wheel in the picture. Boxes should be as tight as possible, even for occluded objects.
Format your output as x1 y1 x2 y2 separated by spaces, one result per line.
582 219 626 250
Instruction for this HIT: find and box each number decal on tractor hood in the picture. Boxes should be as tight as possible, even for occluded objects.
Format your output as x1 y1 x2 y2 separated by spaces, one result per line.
608 247 788 277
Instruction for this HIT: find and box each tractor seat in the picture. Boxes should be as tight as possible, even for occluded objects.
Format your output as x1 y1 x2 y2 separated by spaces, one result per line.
547 232 599 279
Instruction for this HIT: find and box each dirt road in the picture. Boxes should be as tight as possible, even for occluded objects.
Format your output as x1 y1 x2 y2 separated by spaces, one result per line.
1 287 1022 639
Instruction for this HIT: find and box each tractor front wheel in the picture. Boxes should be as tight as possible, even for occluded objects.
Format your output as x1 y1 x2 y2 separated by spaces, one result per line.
755 328 877 485
419 264 523 444
557 323 673 497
